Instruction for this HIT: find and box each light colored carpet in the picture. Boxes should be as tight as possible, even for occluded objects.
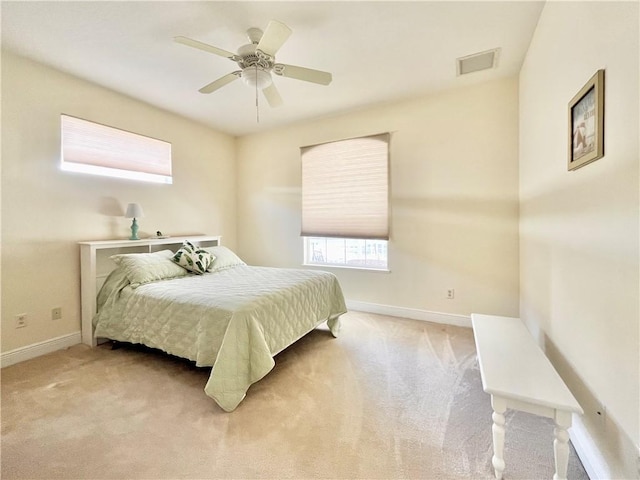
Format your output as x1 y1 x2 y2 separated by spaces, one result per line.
1 311 588 479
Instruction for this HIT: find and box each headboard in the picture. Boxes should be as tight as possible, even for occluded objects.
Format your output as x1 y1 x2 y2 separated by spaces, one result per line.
78 235 221 346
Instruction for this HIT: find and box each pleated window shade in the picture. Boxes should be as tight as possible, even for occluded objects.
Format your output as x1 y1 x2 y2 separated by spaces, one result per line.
301 133 389 240
61 115 172 184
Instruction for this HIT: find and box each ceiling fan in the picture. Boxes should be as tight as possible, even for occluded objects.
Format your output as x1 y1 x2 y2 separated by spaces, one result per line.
175 20 332 108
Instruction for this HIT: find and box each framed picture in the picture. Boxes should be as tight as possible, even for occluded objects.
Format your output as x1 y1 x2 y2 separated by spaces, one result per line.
568 69 605 171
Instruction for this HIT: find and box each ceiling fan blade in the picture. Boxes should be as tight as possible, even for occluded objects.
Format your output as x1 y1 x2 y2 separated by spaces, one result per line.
198 72 241 94
273 64 332 85
174 36 236 60
262 83 283 108
256 20 292 57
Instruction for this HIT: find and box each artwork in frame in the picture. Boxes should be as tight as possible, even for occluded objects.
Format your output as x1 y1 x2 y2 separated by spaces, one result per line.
568 69 605 171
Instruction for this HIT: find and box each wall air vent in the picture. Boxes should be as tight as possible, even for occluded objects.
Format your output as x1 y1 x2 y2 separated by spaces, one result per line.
456 48 501 76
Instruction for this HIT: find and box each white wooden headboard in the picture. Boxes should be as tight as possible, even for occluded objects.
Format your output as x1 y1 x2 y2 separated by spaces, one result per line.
78 235 221 346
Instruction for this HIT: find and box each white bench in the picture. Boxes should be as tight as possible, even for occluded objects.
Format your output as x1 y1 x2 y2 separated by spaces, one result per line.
471 314 583 480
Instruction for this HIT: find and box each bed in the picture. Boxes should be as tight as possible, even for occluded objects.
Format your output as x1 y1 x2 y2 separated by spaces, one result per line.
91 242 347 412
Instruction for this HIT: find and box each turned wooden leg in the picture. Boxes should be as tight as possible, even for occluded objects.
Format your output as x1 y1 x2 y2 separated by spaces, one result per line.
553 411 572 480
491 396 507 480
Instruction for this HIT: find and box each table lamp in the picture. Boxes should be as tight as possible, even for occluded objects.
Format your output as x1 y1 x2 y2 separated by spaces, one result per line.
125 203 144 240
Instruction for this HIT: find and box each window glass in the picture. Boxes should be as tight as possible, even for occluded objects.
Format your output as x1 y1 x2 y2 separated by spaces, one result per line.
304 237 388 270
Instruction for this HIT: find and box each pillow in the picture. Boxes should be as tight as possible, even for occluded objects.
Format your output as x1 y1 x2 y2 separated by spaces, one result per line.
172 241 215 274
96 267 130 311
111 250 189 288
203 246 246 272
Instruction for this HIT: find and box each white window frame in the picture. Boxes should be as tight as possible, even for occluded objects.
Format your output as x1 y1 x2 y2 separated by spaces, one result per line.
303 236 389 272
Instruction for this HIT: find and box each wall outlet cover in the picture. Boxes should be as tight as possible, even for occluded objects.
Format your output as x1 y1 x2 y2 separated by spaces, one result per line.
15 314 27 328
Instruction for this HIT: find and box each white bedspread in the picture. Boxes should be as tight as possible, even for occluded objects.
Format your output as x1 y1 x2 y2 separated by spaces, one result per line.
94 265 347 411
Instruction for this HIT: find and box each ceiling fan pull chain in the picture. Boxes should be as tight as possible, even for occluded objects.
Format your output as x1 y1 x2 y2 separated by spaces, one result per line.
255 65 260 123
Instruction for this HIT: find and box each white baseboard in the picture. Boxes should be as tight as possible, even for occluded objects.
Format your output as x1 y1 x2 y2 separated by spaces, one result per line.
1 331 81 368
569 414 611 479
346 300 471 328
0 305 466 368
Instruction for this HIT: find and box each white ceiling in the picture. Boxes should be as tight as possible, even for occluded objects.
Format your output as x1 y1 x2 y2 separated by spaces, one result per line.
1 1 545 137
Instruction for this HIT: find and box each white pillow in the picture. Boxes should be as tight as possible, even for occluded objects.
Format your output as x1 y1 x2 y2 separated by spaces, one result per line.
203 246 246 272
111 250 189 288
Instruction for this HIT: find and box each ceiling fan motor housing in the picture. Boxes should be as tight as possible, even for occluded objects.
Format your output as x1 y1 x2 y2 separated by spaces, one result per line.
237 43 274 88
237 44 272 68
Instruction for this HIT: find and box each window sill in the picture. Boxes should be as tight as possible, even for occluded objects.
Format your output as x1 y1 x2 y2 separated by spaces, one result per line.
303 263 390 273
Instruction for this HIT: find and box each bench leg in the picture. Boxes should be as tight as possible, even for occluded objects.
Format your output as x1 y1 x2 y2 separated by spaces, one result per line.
553 411 572 480
491 396 507 480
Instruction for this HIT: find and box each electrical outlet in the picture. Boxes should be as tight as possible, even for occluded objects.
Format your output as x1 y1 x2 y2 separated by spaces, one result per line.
51 307 62 320
447 289 455 299
15 313 27 329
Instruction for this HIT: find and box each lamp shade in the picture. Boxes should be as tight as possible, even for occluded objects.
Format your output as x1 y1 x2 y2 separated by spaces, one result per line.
125 203 144 218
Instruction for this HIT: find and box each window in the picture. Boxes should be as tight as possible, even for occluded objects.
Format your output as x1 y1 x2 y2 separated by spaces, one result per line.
301 133 389 270
305 237 388 270
60 115 172 184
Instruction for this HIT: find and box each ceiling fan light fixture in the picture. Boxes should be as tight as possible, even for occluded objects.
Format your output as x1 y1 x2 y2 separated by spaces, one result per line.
241 67 272 89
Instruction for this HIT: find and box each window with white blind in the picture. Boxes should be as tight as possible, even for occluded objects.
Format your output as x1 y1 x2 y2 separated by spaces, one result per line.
301 133 389 270
60 115 172 184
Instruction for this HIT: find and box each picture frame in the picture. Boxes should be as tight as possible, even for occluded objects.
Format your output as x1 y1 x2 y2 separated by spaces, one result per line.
568 69 605 171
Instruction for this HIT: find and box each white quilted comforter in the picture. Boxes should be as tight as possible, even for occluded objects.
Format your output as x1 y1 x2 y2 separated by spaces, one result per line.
93 265 347 411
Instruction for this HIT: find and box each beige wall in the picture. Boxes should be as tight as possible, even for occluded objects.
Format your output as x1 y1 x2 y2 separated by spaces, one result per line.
1 51 237 352
4 7 638 473
237 77 520 319
519 2 639 476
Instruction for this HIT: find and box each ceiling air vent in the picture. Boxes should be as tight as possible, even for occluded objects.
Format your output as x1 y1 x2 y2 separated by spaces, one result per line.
457 48 501 76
